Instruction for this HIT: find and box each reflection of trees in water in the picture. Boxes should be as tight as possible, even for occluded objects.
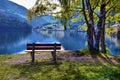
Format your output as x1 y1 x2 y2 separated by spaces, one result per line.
0 30 32 46
34 30 65 39
116 39 120 47
0 30 32 54
105 33 120 55
59 31 87 50
106 33 120 48
33 30 87 50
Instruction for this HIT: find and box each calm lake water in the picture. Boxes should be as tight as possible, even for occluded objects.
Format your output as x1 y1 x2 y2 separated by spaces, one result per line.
0 29 120 55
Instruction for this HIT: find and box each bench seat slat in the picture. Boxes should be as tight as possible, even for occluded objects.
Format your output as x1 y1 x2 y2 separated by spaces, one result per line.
27 48 61 50
27 46 61 47
27 46 61 48
25 50 61 52
27 44 61 46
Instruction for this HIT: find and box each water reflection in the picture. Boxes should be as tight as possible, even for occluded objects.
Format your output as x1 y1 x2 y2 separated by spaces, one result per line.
0 30 32 54
106 33 120 55
0 30 120 55
34 30 87 50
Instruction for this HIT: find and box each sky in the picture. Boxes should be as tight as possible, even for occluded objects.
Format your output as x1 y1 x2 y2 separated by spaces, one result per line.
9 0 36 9
9 0 61 13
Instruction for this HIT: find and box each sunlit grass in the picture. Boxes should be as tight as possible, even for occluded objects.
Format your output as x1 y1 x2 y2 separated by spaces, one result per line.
0 61 120 80
0 51 120 80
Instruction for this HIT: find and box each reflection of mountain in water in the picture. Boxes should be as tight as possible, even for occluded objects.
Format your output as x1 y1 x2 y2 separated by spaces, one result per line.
59 31 87 50
34 30 65 39
0 30 32 54
0 29 119 55
35 23 64 30
34 30 87 50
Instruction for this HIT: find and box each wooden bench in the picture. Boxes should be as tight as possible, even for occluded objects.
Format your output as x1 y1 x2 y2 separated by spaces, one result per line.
26 43 62 64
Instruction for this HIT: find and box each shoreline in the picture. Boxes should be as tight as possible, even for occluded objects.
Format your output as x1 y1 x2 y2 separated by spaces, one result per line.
1 50 120 65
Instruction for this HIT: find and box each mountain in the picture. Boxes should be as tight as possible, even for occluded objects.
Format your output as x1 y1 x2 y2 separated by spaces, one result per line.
0 0 27 22
0 0 82 30
0 0 59 27
0 12 32 30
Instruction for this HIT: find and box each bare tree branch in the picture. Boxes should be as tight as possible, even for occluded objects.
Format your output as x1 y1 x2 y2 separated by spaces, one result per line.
105 6 114 14
105 0 110 6
82 0 89 25
94 12 100 18
93 0 100 10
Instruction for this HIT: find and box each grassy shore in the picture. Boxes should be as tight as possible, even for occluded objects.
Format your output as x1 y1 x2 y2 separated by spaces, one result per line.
0 49 120 80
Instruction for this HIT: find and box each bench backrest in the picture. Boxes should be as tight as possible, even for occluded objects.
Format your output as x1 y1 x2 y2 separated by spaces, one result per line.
27 43 61 51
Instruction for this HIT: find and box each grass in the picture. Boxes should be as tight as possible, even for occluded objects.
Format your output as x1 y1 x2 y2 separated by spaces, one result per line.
0 50 120 80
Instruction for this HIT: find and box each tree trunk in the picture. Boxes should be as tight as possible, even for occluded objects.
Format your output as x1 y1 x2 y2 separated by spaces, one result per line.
117 30 120 39
86 0 95 52
95 1 106 53
82 0 96 52
95 17 102 51
100 16 106 53
87 25 94 51
100 1 106 53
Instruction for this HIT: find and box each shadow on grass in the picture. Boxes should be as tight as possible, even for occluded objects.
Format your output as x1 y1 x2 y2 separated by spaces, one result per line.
11 60 120 80
8 49 120 80
11 61 87 80
79 49 120 64
90 51 111 63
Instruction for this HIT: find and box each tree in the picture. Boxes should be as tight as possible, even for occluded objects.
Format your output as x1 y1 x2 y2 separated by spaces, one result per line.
27 0 72 30
96 0 120 53
81 0 95 52
81 0 120 53
27 0 120 53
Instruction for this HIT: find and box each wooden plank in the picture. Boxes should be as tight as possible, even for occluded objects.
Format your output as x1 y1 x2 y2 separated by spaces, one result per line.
25 50 62 52
27 43 61 46
27 47 61 50
26 50 54 52
27 46 61 48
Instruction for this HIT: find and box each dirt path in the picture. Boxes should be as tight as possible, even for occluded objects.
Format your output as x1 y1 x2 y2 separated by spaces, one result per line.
4 52 52 64
3 51 120 65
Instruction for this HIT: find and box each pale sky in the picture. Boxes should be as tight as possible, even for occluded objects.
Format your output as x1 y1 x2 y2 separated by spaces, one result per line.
9 0 36 9
9 0 61 13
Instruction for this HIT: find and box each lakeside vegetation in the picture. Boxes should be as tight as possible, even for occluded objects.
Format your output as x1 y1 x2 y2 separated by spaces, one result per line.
0 49 120 80
106 26 120 34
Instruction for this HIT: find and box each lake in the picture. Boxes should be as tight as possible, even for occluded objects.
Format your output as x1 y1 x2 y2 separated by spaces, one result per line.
0 29 120 55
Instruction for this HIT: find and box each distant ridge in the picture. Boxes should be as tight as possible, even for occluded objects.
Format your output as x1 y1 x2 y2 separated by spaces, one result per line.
0 0 59 27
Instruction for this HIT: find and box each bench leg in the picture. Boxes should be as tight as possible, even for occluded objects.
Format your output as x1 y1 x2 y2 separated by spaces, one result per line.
51 51 56 63
31 52 35 64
